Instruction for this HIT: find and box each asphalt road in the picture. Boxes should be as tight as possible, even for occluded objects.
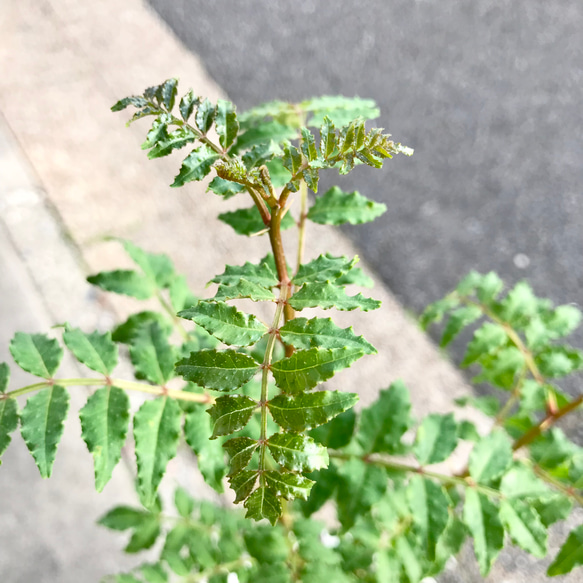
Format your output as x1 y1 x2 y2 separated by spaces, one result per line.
148 0 583 339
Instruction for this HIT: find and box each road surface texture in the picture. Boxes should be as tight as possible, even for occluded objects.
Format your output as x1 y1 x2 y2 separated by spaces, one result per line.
148 0 583 354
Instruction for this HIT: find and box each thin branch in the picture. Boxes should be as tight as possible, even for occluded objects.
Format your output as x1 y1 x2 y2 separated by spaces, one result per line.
4 377 215 404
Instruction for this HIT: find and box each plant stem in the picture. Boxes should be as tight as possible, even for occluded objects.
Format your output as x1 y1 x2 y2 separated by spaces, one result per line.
512 393 583 451
294 178 308 277
156 291 189 340
531 464 583 506
4 377 215 404
258 283 289 481
329 451 503 499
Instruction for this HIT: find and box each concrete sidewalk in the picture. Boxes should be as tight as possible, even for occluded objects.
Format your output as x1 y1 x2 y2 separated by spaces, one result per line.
1 1 578 582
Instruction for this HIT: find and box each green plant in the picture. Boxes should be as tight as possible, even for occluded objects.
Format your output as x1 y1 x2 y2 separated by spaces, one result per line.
1 78 583 582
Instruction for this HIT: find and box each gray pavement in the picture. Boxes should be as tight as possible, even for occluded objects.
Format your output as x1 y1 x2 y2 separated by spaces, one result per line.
148 0 583 351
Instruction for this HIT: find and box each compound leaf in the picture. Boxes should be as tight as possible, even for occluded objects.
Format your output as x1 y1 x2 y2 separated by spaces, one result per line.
267 433 328 472
279 317 376 354
244 486 281 525
264 471 314 501
175 349 259 391
208 395 257 438
20 385 69 478
357 381 411 454
129 323 175 385
79 386 130 491
87 270 155 300
271 348 364 393
268 391 358 432
307 186 386 225
178 301 267 347
10 332 63 379
63 327 118 375
414 413 458 466
0 397 18 464
134 397 181 508
171 146 219 187
184 405 227 492
289 282 381 312
463 489 504 577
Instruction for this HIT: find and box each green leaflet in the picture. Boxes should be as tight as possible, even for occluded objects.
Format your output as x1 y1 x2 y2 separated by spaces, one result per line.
232 121 298 154
215 99 239 150
300 466 340 517
0 362 9 392
175 349 259 391
307 186 387 225
87 269 155 300
268 391 359 432
20 385 69 478
440 305 482 347
244 486 282 525
357 381 411 455
122 240 175 289
214 279 276 302
499 498 547 557
174 487 195 518
229 470 257 503
277 317 376 354
168 275 197 312
79 386 130 492
461 322 508 366
336 458 387 530
288 282 381 311
547 525 583 576
270 347 364 394
10 332 63 379
0 397 18 463
157 78 178 110
208 395 257 438
129 323 175 385
171 145 219 187
134 397 182 508
303 95 380 127
178 301 268 347
63 327 118 375
147 127 196 159
207 176 245 199
140 563 168 582
414 413 458 466
112 311 173 344
463 489 504 577
210 255 279 288
500 465 549 499
407 476 450 561
179 89 200 121
469 431 513 485
223 436 258 475
195 98 215 133
267 433 329 472
98 505 161 554
310 409 356 449
335 266 374 287
183 405 228 492
264 471 314 501
293 254 358 285
244 524 289 565
218 206 294 236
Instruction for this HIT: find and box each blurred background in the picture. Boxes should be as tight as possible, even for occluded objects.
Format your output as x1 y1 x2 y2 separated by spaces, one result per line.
1 1 582 581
